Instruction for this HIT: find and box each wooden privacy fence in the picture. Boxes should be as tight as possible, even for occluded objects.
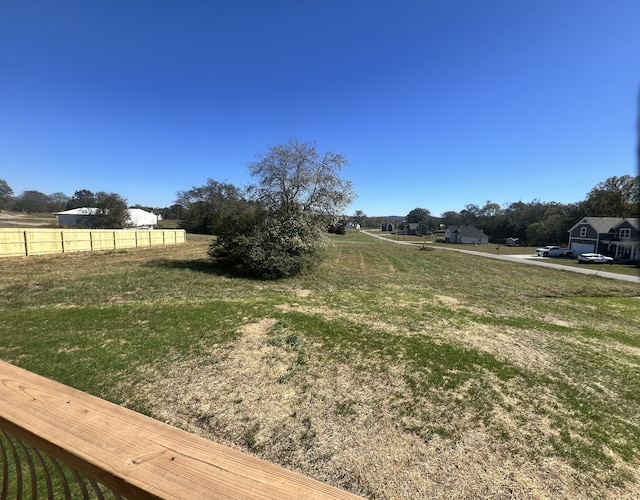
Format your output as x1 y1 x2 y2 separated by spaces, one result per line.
0 228 186 257
0 361 362 499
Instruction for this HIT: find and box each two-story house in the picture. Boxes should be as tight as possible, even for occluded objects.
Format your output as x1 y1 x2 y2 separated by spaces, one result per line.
568 217 639 262
607 218 640 262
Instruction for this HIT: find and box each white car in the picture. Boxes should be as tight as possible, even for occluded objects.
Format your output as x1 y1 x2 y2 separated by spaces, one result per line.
535 245 575 257
577 253 613 264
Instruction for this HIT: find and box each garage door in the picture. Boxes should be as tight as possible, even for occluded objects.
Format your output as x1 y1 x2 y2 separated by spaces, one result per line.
571 242 594 254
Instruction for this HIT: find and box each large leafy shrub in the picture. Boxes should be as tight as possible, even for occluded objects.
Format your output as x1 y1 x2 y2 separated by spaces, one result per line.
209 207 329 279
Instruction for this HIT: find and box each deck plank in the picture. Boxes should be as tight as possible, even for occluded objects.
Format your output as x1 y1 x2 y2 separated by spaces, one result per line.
0 361 362 499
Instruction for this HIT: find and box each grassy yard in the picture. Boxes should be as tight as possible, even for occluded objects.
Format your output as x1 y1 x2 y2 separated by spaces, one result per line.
368 230 639 276
0 211 58 228
1 231 639 498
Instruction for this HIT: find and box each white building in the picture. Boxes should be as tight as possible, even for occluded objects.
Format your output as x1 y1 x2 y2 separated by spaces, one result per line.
445 225 489 244
126 208 161 228
55 208 160 228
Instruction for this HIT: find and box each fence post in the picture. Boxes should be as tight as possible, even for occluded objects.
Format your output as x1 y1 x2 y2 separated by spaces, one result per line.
23 230 29 256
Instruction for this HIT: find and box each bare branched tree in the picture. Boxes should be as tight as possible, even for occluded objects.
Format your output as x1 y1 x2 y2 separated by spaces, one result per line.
248 139 355 217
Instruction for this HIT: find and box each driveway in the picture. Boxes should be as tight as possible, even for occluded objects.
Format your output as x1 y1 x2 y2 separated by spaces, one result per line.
360 231 640 284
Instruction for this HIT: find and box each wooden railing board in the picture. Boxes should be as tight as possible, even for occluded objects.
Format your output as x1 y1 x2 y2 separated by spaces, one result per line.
0 361 362 499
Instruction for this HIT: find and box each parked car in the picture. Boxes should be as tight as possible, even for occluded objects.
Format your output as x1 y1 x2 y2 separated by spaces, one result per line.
577 253 614 264
535 246 575 257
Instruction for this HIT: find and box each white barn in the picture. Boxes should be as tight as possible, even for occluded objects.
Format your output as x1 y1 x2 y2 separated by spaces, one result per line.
56 208 160 228
55 207 99 227
126 208 161 228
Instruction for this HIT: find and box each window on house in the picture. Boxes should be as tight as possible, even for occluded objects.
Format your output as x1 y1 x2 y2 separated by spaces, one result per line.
618 246 631 260
619 228 631 239
579 227 587 237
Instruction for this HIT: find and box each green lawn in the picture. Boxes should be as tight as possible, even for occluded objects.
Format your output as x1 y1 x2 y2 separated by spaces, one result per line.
366 230 639 276
1 232 639 498
0 211 58 228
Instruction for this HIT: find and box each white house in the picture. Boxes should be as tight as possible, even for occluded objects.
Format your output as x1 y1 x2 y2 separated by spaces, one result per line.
55 208 160 228
445 225 489 244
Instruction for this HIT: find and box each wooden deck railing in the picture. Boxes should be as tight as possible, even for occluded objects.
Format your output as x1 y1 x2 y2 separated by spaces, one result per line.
0 361 362 499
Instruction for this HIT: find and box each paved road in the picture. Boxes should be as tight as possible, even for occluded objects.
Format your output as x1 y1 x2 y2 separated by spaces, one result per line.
361 231 640 284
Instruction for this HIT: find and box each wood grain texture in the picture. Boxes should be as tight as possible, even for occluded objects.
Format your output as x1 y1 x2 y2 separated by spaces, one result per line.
0 361 362 499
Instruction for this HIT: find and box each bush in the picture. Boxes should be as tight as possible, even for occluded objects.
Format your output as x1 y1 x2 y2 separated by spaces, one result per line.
327 221 346 235
209 208 330 280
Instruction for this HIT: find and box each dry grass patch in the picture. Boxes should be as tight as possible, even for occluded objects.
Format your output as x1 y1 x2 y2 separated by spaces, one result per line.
434 294 485 316
129 315 640 499
435 323 554 374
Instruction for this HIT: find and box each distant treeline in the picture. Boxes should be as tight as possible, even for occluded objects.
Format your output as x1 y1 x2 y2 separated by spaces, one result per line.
1 174 637 246
351 175 639 245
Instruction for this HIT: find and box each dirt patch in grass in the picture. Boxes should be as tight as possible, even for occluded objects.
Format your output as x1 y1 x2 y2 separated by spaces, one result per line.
434 294 486 316
436 323 554 374
275 302 408 338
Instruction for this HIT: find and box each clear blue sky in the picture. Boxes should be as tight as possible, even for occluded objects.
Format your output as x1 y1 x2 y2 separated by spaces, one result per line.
1 1 638 217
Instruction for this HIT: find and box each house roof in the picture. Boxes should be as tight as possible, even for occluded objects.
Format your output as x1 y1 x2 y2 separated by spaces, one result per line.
55 207 99 215
568 217 622 233
55 207 159 226
613 217 640 231
451 225 488 238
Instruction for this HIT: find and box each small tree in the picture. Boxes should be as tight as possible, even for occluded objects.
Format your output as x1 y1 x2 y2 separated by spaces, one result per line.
90 192 129 228
247 139 354 217
441 211 464 228
0 179 14 210
209 139 355 279
583 175 639 217
406 207 430 224
175 179 245 234
14 190 51 213
526 221 551 246
67 189 96 209
48 192 70 212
